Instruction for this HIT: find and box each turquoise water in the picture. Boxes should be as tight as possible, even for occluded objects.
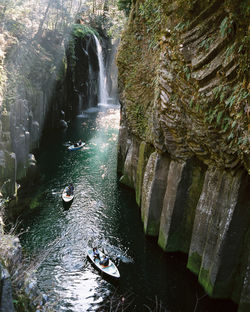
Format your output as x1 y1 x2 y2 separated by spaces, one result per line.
20 103 237 311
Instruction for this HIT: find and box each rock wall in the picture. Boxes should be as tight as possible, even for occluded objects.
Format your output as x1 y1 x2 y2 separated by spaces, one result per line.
0 29 66 199
117 0 250 309
0 24 106 202
65 29 99 115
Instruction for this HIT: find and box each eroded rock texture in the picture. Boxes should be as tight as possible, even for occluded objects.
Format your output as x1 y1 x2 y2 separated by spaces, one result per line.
117 0 250 309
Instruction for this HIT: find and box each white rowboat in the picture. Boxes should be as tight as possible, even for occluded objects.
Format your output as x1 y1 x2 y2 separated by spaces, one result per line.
68 142 85 151
87 249 120 279
62 187 74 203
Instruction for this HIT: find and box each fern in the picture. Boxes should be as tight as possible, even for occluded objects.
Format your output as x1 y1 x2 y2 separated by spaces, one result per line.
216 111 223 124
220 17 228 38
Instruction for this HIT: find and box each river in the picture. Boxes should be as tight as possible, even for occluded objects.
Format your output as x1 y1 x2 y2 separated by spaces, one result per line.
20 102 237 312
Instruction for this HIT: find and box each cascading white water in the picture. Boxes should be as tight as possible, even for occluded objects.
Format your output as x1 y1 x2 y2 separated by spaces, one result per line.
78 93 83 112
94 35 108 105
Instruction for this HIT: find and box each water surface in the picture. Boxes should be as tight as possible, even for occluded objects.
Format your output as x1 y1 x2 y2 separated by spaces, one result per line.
20 103 237 312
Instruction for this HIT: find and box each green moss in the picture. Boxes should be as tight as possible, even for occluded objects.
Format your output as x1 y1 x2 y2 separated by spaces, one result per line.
187 251 202 275
136 142 146 206
158 229 167 251
199 267 214 296
144 220 159 236
29 198 40 210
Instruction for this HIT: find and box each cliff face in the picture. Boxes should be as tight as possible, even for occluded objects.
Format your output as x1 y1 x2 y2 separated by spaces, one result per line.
64 26 100 115
117 0 250 309
0 23 103 204
0 28 66 199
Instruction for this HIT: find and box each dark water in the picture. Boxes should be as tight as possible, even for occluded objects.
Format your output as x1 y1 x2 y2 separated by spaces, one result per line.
20 103 237 312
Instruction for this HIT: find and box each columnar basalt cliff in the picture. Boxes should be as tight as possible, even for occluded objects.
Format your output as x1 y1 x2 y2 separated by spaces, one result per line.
0 29 66 200
117 0 250 309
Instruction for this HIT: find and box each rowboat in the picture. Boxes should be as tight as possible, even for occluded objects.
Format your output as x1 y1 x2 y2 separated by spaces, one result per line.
68 142 85 151
87 249 120 279
62 187 74 203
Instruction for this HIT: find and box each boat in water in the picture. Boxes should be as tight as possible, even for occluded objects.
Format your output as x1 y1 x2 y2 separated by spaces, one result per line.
62 186 74 203
68 141 85 151
87 248 120 279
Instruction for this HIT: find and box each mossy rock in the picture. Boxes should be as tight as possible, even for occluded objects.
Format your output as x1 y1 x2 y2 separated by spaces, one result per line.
187 251 202 275
29 198 40 210
144 220 159 237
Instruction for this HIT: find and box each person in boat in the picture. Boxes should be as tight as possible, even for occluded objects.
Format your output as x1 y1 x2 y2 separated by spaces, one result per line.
93 247 100 260
100 255 109 266
78 140 82 146
67 183 74 196
66 186 70 196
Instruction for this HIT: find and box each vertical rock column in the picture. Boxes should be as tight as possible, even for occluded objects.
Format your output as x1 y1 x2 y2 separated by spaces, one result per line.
141 152 170 236
119 137 140 189
135 141 154 207
158 159 205 253
0 110 17 197
187 168 250 298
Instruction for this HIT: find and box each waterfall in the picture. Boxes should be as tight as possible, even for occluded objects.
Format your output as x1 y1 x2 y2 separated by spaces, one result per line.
94 35 108 105
78 93 83 112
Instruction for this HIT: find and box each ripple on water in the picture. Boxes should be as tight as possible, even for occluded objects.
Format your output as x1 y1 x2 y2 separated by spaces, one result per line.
19 103 238 312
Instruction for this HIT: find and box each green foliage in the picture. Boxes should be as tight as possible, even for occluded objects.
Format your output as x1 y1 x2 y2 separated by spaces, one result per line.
219 17 229 38
216 111 223 124
67 24 97 75
225 42 236 62
138 0 162 50
117 0 132 17
13 292 34 312
127 102 149 138
174 21 190 32
199 37 213 51
71 24 98 39
183 66 191 80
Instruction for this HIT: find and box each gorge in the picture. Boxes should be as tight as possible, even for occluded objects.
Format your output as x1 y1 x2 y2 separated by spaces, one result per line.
0 0 249 311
